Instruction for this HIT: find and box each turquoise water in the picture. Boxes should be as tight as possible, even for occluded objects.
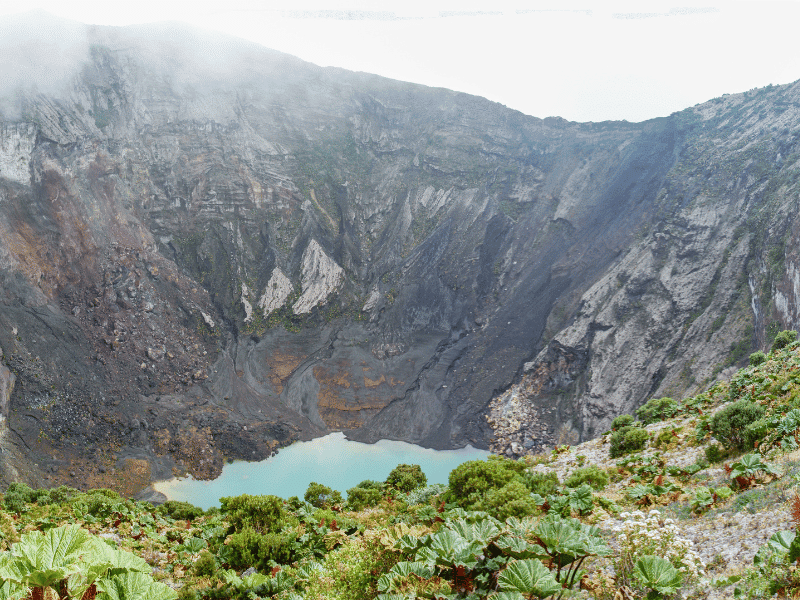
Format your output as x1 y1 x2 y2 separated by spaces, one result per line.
153 432 491 509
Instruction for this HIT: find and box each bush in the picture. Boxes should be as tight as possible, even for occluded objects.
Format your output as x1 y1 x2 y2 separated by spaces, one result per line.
223 527 296 570
771 330 798 353
743 418 772 451
404 483 448 506
158 500 205 521
345 487 382 511
448 457 525 510
178 588 199 600
47 486 78 504
710 400 765 451
69 489 123 518
636 397 678 424
354 480 383 491
192 549 217 577
564 465 609 491
220 494 285 533
257 531 297 565
29 489 53 505
2 483 35 512
749 351 767 367
482 480 540 520
612 414 635 429
304 482 343 509
610 427 649 458
385 464 427 493
223 527 261 570
654 427 681 450
523 471 560 496
704 443 726 464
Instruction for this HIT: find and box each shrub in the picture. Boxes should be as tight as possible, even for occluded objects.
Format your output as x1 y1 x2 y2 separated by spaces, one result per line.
29 488 53 505
482 480 540 520
612 414 635 429
564 465 609 491
404 483 448 506
192 549 217 577
178 587 199 600
2 483 35 512
654 427 683 450
304 482 343 509
710 400 765 451
610 427 649 458
223 528 296 570
771 330 798 353
345 486 382 511
257 531 296 565
448 457 524 510
385 464 427 493
749 351 767 367
303 534 400 600
220 494 285 533
743 418 772 451
354 480 383 491
705 443 726 464
68 489 123 518
47 485 78 504
223 527 261 570
523 471 560 496
158 500 205 521
636 397 678 424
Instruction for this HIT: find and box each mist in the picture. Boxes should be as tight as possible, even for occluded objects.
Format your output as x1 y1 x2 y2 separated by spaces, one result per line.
0 10 319 123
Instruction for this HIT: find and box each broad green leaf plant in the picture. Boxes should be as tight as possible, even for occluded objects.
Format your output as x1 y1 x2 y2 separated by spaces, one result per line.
0 525 176 600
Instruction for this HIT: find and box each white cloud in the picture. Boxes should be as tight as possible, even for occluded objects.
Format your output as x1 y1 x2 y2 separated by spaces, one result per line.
0 1 799 122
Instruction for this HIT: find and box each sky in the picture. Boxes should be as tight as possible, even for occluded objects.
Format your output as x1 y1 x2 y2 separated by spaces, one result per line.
0 0 799 123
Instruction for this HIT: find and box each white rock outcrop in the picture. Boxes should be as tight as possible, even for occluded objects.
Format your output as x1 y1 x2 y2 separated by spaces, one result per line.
292 240 344 315
241 282 254 323
362 285 381 312
0 123 35 186
201 311 216 329
258 267 293 315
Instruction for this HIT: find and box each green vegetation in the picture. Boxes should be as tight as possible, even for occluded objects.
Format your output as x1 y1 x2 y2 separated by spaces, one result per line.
632 555 683 600
220 494 285 533
610 425 649 458
750 350 767 367
771 329 798 354
384 464 427 493
710 399 765 451
303 483 343 509
0 524 175 600
563 465 609 491
635 397 678 425
5 340 800 598
611 414 635 429
447 456 532 518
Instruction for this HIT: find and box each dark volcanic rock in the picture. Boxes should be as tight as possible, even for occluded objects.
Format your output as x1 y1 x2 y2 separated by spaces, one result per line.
0 15 799 489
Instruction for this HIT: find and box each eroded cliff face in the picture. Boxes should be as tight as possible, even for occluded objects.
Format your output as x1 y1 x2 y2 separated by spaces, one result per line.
0 16 798 489
489 90 800 455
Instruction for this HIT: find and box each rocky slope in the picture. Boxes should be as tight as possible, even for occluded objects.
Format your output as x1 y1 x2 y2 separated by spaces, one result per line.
0 13 799 491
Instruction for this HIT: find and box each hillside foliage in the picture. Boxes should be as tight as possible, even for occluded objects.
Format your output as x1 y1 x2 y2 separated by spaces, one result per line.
3 338 800 598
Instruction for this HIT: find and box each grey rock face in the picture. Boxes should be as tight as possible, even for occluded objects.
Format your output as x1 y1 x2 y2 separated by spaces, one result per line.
0 16 798 487
0 347 14 432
